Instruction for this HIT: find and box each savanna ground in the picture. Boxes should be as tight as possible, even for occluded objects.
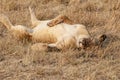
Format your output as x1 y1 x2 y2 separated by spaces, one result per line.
0 0 120 80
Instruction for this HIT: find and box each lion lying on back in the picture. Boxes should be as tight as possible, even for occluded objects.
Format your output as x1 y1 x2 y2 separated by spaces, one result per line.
0 7 106 51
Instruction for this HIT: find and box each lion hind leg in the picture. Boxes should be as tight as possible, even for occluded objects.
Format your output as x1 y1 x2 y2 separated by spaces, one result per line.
29 7 40 27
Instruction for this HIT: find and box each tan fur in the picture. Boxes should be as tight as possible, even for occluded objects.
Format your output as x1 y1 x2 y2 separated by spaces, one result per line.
29 7 41 28
0 13 90 50
0 7 106 51
47 15 73 27
0 14 32 40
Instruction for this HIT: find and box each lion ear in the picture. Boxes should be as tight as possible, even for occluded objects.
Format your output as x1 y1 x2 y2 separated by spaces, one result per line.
98 34 107 44
93 34 107 47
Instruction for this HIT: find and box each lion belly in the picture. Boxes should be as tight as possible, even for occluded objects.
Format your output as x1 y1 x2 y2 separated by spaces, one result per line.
31 23 72 43
32 28 57 43
31 22 88 44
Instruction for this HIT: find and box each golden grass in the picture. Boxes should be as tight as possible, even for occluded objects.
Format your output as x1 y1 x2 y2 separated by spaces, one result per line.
0 0 120 80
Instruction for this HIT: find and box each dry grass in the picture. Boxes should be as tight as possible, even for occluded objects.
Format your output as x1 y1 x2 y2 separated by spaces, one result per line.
0 0 120 80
